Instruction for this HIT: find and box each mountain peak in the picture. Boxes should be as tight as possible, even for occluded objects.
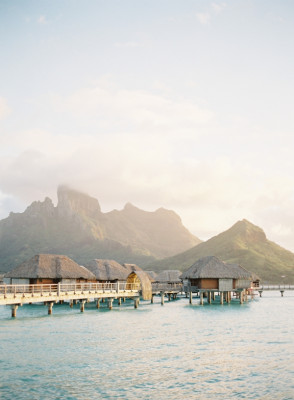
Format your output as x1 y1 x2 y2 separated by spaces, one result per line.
57 185 101 218
229 219 266 242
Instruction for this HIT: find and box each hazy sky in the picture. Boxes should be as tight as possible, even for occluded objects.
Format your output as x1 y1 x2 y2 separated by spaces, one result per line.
1 0 294 250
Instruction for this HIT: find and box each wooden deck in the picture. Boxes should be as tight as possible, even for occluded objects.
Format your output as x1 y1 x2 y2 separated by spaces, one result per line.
0 281 184 317
0 282 141 316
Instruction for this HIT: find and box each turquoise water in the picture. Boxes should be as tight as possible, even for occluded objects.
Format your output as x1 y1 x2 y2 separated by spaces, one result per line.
1 292 294 400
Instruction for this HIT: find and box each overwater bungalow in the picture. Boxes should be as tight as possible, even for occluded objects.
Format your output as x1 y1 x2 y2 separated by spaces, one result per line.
154 270 182 284
181 256 254 304
4 254 95 285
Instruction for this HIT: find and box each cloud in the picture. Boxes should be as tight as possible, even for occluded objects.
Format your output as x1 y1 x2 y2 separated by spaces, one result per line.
49 82 213 135
196 3 226 25
211 2 227 14
38 15 48 25
0 97 11 120
196 13 211 25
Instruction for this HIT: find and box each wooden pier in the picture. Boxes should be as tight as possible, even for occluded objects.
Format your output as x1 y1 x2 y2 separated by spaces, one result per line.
151 283 183 305
0 282 141 317
255 284 294 297
0 281 184 317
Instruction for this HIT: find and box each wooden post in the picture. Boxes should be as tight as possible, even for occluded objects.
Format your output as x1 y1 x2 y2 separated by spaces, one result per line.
227 292 231 304
134 298 139 309
200 291 204 305
220 292 224 305
173 293 177 300
151 295 154 304
189 291 192 305
161 291 165 305
208 292 212 304
69 300 73 308
240 291 243 304
80 300 86 312
96 299 101 308
108 298 113 310
48 302 54 315
11 304 18 318
122 297 125 303
118 297 121 306
280 290 284 297
168 293 171 301
212 292 215 301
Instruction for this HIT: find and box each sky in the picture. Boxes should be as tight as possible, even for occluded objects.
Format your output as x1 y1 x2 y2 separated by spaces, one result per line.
0 0 294 251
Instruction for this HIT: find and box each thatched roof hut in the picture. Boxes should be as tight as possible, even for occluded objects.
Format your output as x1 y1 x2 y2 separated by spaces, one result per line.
155 270 182 283
85 259 129 282
181 256 251 280
126 271 152 300
181 256 253 290
5 254 95 282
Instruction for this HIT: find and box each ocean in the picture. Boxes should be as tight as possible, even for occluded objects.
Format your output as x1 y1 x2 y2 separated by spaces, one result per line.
0 291 293 400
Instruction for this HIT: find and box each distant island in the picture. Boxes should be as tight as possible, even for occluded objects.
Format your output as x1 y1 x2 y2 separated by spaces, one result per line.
0 186 293 283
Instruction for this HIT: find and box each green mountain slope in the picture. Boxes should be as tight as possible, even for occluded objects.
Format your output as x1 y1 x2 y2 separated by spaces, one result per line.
0 186 200 272
148 219 294 283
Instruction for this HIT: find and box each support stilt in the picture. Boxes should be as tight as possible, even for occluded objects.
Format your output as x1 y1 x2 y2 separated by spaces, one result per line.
96 299 101 308
208 292 212 304
280 290 284 297
118 297 121 306
161 291 165 305
11 304 18 318
134 298 139 309
108 298 113 310
151 295 154 304
48 302 54 315
80 300 86 312
220 292 224 305
189 291 192 305
200 291 204 305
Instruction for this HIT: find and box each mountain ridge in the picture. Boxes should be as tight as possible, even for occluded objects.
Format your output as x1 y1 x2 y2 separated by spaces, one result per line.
0 186 201 272
148 219 294 283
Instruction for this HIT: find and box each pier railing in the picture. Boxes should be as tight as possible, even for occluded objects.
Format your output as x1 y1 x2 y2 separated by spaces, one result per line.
0 282 140 297
151 283 183 292
257 284 294 291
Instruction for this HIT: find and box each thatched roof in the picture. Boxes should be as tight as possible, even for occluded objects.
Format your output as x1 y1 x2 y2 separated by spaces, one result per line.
144 270 158 280
5 254 95 280
155 270 182 283
85 259 128 281
226 263 259 281
126 271 152 300
181 256 253 280
122 263 143 273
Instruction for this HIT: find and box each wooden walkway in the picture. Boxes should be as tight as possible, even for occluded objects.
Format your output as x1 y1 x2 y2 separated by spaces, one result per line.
0 282 141 317
151 283 183 305
255 284 294 297
0 282 183 317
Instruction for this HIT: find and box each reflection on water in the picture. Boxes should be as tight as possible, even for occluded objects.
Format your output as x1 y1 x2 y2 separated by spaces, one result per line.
1 293 294 399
